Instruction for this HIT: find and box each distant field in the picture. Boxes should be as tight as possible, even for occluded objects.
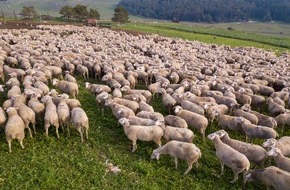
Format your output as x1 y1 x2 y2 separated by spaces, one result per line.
118 22 290 54
0 0 120 19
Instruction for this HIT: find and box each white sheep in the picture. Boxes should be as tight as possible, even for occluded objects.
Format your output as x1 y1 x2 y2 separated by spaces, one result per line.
70 107 89 142
118 117 164 152
151 140 201 175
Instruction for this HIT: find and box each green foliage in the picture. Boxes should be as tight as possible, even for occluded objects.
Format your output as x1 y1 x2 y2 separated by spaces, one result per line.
112 6 129 24
89 8 100 19
20 6 38 20
73 4 89 21
59 5 74 21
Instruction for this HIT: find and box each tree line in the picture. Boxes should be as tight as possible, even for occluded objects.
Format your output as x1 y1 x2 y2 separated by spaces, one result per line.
18 4 129 23
118 0 290 23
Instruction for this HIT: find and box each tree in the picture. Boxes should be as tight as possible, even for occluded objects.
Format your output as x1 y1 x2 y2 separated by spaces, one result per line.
112 6 129 24
89 8 100 19
20 6 38 20
73 4 89 21
59 5 74 21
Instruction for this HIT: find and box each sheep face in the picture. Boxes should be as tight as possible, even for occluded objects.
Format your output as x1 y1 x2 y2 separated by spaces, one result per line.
174 106 182 114
151 149 160 160
262 138 276 148
119 118 129 125
267 147 281 157
236 116 244 123
52 79 59 86
207 133 217 141
84 82 90 89
215 130 226 138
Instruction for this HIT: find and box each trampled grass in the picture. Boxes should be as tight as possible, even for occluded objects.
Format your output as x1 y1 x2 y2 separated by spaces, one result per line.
0 77 286 189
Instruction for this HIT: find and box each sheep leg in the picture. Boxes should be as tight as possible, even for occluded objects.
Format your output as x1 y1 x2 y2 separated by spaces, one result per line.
184 165 192 175
230 171 239 183
45 122 50 138
67 123 70 137
76 127 83 142
19 140 24 149
174 157 178 169
85 127 88 141
55 124 60 139
132 140 137 152
242 170 248 186
7 139 12 153
218 160 224 177
32 122 36 135
25 123 33 138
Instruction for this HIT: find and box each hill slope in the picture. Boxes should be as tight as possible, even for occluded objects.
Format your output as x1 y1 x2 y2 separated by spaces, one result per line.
0 0 120 19
118 0 290 23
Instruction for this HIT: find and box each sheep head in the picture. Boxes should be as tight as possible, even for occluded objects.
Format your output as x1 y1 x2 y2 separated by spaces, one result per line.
52 79 59 86
266 147 282 157
174 106 182 114
207 133 218 141
151 149 160 160
262 138 277 148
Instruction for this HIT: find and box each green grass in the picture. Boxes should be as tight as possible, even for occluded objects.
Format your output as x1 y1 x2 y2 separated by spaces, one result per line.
0 77 288 189
117 22 289 54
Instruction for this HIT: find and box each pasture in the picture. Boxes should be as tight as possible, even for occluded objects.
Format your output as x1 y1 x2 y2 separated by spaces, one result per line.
0 23 289 190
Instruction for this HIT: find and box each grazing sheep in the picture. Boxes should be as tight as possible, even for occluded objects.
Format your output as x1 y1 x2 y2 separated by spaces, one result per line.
267 147 290 172
262 137 290 156
245 166 290 190
70 107 89 142
275 112 290 132
236 117 279 143
5 107 25 153
162 125 194 143
118 118 164 152
215 130 266 166
208 132 250 184
164 115 188 128
41 95 60 139
151 140 201 175
174 106 208 140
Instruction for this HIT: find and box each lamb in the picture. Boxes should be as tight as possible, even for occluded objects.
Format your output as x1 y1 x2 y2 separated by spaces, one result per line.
174 106 208 140
5 107 26 153
208 132 250 184
151 140 201 175
118 117 164 152
267 147 290 172
70 107 89 142
262 137 290 156
41 95 60 138
236 117 279 143
164 115 188 128
162 125 194 143
215 130 266 166
245 166 290 190
52 79 79 99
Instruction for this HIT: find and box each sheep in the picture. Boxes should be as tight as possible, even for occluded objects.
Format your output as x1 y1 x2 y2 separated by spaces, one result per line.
119 117 164 152
215 130 266 166
41 95 60 139
262 137 290 156
241 104 277 128
0 107 7 128
207 132 250 184
267 97 285 116
239 89 265 111
245 166 290 190
267 147 290 172
207 91 239 110
274 112 290 132
213 110 242 132
108 102 135 119
27 92 45 122
127 116 157 126
52 79 79 99
33 80 50 95
123 93 147 103
151 140 201 175
174 106 208 140
66 98 81 110
162 125 194 143
57 94 70 134
70 107 89 142
232 105 259 125
85 82 111 95
136 111 164 123
138 100 154 112
159 88 176 114
180 99 205 116
64 71 77 83
148 82 161 99
76 64 89 80
236 117 279 143
204 103 228 123
109 98 139 113
7 85 21 99
112 87 122 98
5 74 20 88
121 85 152 103
5 107 26 153
164 115 188 128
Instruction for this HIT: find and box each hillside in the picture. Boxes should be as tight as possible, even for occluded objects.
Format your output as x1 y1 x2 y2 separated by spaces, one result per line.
0 0 120 19
119 0 290 23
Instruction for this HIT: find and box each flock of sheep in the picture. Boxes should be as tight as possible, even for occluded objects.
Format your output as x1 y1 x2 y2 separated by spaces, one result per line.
1 24 290 189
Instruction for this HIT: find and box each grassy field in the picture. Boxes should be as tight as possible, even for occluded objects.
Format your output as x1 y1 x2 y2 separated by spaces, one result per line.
0 76 287 189
0 0 120 19
117 22 289 54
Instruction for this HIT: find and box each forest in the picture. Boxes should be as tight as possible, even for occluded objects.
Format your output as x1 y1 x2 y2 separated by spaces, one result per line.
118 0 290 22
